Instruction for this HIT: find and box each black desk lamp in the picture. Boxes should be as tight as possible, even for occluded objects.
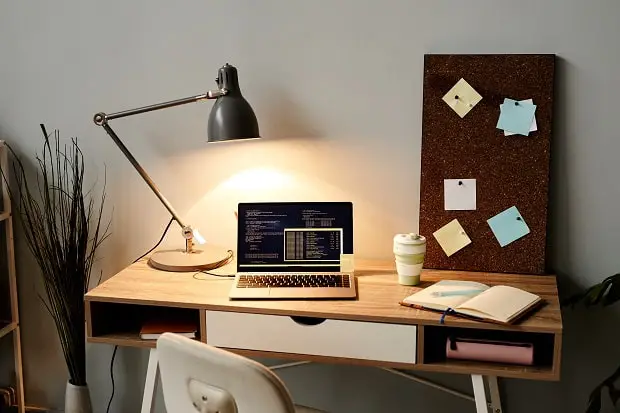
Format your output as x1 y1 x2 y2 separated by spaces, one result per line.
94 63 259 272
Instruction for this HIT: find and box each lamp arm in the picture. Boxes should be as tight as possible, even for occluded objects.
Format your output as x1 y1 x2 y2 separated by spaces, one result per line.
93 89 227 235
98 121 187 228
94 90 227 123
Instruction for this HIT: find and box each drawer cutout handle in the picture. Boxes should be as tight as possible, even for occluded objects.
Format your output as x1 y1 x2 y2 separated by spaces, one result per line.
290 316 327 326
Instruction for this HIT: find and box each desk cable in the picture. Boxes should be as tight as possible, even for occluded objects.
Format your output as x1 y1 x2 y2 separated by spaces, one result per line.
132 218 175 263
105 345 118 413
192 250 236 280
105 217 175 413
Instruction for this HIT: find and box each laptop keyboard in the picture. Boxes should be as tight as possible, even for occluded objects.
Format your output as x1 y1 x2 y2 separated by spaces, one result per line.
237 274 351 288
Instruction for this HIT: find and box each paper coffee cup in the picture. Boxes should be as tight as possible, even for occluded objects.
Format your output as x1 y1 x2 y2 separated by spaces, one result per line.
393 233 426 286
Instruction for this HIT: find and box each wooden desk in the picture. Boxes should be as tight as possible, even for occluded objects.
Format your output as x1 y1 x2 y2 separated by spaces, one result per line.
85 260 562 413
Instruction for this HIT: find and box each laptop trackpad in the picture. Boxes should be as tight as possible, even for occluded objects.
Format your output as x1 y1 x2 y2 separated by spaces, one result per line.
253 287 270 298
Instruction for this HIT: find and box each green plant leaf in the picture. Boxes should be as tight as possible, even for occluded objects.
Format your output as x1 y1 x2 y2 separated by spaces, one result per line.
588 282 609 306
585 364 620 413
609 386 620 406
586 387 602 413
563 274 620 308
603 279 620 306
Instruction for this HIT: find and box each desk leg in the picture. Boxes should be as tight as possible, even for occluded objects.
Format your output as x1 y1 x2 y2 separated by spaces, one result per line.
141 349 159 413
471 375 502 413
487 376 502 413
471 374 488 413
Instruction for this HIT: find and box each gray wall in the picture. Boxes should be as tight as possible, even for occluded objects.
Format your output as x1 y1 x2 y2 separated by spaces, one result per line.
1 0 619 412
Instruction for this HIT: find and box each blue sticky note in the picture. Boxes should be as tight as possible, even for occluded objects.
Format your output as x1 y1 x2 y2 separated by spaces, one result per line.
496 99 537 136
487 206 530 247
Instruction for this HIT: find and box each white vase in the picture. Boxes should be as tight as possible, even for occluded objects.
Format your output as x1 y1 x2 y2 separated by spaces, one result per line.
65 382 92 413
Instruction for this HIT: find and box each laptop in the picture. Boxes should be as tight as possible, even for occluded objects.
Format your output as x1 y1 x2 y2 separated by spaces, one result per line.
229 202 356 299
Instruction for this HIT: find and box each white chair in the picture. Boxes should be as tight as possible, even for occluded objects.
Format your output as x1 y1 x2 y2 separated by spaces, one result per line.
157 333 326 413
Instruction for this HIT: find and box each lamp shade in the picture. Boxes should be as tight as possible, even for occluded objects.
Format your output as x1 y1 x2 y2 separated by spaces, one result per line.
207 64 260 142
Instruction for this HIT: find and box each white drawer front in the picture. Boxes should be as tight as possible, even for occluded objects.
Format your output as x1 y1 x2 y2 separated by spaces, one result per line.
205 311 417 364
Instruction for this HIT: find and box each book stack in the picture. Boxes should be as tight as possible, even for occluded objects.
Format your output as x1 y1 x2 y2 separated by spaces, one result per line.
139 319 197 340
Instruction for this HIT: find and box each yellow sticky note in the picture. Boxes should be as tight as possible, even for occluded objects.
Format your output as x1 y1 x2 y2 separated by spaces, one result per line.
433 219 472 257
442 78 483 118
340 254 355 272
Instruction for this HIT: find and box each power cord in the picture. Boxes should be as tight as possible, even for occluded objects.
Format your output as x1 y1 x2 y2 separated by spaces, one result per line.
133 218 174 263
193 270 236 280
105 345 118 413
191 250 236 280
192 270 236 280
106 217 174 413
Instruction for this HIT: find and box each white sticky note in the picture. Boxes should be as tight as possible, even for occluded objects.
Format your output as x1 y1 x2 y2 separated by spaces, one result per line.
504 99 537 136
340 254 355 272
444 179 476 211
433 219 472 257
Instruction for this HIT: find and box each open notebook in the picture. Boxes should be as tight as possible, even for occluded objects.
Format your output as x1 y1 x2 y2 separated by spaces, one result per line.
400 280 542 325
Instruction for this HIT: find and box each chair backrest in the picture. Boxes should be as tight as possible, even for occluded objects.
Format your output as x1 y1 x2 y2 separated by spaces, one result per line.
157 333 297 413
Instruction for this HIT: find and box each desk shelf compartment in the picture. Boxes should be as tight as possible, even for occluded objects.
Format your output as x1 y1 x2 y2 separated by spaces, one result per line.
205 310 418 364
420 325 559 380
87 301 202 348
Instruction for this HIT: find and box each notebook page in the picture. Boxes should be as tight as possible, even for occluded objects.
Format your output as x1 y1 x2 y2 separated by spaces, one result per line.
456 285 539 322
402 280 489 311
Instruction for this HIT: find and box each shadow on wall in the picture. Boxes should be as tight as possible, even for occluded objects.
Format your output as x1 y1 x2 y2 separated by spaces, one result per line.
507 297 620 413
536 56 620 413
137 86 325 158
546 56 576 277
258 87 325 140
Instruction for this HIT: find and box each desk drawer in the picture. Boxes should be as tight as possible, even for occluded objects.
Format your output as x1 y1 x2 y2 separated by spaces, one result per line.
205 311 417 364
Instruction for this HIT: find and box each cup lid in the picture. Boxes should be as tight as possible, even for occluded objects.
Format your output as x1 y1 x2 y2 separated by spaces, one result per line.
394 233 426 245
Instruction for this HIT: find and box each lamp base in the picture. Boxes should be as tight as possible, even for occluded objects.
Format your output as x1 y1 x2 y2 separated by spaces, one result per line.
148 244 233 272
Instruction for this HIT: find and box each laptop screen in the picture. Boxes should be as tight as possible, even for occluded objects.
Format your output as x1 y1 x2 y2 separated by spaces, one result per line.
237 202 353 272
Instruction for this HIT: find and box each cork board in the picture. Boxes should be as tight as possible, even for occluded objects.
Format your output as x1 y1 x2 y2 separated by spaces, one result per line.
419 54 555 274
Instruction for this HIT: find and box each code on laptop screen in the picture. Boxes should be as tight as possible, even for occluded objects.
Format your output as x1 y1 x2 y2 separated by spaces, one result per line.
237 202 353 272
